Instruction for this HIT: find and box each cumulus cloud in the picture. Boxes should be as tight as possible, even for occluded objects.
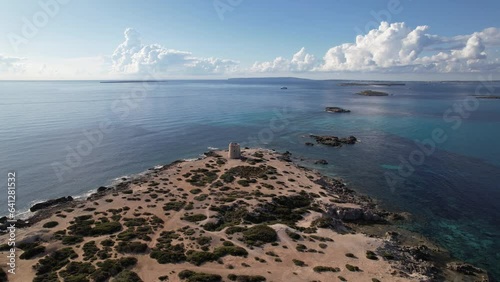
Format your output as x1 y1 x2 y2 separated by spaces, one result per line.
251 47 316 72
251 22 500 74
111 28 239 75
319 22 500 73
0 54 24 73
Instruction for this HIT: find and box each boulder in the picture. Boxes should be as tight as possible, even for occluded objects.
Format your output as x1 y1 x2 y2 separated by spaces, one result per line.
447 262 484 275
315 159 328 165
97 186 108 193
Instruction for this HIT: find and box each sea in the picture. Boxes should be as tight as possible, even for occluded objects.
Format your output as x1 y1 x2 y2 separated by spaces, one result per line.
1 79 499 278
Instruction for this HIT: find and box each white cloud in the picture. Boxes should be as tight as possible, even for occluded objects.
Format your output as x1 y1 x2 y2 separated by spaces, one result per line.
111 28 239 75
251 47 316 72
251 22 500 74
0 54 24 73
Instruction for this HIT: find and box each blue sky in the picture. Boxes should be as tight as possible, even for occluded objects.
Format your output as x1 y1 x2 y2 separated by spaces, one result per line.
1 0 499 80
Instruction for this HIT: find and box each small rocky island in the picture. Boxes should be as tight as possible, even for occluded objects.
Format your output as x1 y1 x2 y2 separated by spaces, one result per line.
310 135 357 147
325 107 351 113
357 90 389 96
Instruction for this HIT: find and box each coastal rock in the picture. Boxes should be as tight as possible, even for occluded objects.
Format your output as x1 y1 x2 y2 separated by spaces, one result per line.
0 218 30 232
327 205 382 223
325 106 351 113
305 142 314 146
385 231 400 241
314 159 328 165
447 262 484 276
30 196 74 212
310 135 357 147
278 151 293 162
97 186 109 193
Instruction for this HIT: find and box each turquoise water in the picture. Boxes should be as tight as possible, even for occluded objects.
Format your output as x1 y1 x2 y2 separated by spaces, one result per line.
1 80 499 278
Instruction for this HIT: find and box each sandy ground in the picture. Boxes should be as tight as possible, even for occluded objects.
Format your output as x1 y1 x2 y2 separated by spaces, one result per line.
0 149 433 281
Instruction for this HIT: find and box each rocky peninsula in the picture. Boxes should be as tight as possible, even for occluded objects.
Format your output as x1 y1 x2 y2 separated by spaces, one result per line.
0 149 491 282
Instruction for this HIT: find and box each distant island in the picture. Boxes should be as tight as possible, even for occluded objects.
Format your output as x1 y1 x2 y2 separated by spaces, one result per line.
340 82 405 86
472 95 500 99
100 80 168 83
357 90 390 96
227 77 312 83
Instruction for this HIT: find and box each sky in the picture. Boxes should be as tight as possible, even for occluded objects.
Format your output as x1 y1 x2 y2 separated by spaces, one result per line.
0 0 500 80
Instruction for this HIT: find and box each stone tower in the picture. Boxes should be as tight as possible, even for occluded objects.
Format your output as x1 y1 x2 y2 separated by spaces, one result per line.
228 142 241 159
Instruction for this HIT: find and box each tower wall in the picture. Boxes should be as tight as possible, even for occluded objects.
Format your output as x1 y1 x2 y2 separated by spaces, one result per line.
228 142 241 159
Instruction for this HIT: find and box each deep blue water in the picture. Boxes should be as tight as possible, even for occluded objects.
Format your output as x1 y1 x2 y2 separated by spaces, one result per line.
1 80 499 278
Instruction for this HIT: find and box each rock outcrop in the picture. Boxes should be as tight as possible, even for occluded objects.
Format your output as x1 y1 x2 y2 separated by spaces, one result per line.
325 107 350 113
30 196 73 212
310 135 357 147
327 204 382 222
314 159 328 165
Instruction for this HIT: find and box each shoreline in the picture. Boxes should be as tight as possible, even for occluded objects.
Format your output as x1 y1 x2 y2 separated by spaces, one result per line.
0 148 492 281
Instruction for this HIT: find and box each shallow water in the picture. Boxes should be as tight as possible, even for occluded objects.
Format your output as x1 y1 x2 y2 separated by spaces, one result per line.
1 79 499 278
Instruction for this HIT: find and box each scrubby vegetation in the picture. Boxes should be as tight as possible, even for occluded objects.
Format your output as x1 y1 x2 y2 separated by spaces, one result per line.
83 241 99 261
115 241 148 253
292 259 306 266
242 225 278 246
286 229 301 240
313 266 340 273
228 274 267 282
91 257 138 282
346 264 361 272
182 214 207 222
186 245 248 266
59 261 96 282
345 252 357 258
366 250 379 260
67 215 122 237
150 231 186 264
185 168 218 187
33 247 78 277
163 201 186 211
225 225 247 234
113 270 143 282
42 221 59 228
18 242 45 260
178 270 222 282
